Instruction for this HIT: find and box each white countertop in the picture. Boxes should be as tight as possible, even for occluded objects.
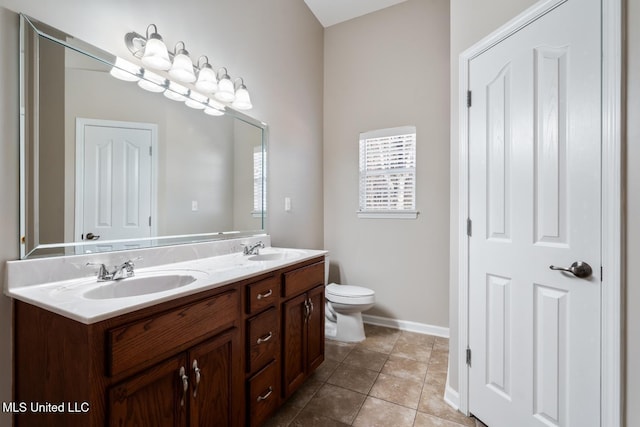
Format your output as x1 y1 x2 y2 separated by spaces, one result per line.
5 247 327 324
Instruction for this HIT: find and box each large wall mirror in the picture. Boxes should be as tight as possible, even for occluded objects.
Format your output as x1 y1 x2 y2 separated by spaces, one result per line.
20 14 267 259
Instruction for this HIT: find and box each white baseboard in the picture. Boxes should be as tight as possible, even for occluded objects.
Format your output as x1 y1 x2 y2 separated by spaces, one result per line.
444 373 461 411
362 314 449 338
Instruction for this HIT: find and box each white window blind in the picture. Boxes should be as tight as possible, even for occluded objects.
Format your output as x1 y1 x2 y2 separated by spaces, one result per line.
358 126 417 219
253 146 265 216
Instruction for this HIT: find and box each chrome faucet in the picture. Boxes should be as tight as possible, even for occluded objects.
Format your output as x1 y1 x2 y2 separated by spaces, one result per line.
87 259 137 281
243 241 265 255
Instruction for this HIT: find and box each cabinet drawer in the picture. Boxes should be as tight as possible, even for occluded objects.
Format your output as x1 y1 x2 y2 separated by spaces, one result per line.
283 261 324 298
246 307 279 373
247 360 279 427
246 276 280 314
108 289 239 377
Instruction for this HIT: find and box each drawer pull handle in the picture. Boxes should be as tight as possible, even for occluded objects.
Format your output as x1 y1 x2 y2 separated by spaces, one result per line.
256 332 273 344
257 386 273 402
257 289 273 300
179 366 189 407
192 359 201 398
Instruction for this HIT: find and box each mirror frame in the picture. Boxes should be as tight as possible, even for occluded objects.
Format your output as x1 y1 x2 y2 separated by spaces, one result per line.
19 14 268 259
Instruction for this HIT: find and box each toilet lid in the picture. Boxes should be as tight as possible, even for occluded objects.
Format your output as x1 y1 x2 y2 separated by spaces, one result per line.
326 283 375 298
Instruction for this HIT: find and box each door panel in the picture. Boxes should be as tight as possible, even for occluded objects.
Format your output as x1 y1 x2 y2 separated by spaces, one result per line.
79 119 154 247
468 1 601 426
282 293 307 398
109 354 187 427
188 329 240 427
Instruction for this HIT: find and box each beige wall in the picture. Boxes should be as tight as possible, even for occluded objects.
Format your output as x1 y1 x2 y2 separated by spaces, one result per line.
324 0 450 327
0 1 323 424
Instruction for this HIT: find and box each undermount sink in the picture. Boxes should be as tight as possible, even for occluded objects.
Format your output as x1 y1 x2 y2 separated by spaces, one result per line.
83 271 206 299
248 248 304 262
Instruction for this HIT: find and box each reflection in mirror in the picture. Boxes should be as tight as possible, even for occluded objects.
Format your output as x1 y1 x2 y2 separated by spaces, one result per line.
20 15 267 259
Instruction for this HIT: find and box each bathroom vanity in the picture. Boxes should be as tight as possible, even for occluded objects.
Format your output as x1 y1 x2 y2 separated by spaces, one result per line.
10 13 326 427
7 245 326 427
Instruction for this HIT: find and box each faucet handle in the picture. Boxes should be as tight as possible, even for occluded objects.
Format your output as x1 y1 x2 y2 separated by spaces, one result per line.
86 262 110 280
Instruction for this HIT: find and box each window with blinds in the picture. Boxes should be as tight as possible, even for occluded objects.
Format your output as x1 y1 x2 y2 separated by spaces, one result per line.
358 126 418 219
253 146 265 216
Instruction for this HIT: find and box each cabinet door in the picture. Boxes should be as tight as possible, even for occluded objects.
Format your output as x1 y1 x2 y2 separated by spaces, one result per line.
109 354 188 427
188 328 242 427
281 293 307 398
306 285 325 372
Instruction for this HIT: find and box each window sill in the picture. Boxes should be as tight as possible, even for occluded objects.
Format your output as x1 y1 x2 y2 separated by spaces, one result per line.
357 211 419 219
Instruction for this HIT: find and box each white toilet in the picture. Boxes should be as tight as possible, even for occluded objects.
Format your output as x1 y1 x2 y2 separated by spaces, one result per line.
324 282 376 342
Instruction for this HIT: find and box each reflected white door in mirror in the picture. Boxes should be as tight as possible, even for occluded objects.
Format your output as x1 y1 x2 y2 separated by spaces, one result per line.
75 119 158 251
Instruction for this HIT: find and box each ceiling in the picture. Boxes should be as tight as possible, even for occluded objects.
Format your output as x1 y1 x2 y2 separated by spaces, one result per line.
303 0 409 28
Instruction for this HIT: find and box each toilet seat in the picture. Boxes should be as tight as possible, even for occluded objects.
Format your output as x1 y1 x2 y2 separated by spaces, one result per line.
325 283 375 305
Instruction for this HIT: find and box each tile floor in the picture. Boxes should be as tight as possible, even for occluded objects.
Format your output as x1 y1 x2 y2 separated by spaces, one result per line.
264 324 487 427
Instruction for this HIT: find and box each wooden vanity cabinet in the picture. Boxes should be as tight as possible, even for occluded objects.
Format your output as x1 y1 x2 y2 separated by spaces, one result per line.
281 262 325 398
244 275 281 427
14 285 243 427
13 256 326 427
109 328 240 427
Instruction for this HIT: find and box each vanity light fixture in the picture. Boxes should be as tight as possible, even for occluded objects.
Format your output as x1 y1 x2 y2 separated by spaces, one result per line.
185 91 208 109
168 41 196 83
232 78 253 110
164 81 189 101
110 57 141 82
195 56 218 93
122 24 253 112
214 67 235 102
137 69 167 93
140 24 171 70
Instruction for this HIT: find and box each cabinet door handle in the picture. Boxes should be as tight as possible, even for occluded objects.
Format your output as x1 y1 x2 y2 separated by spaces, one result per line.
308 298 314 314
192 359 201 398
303 300 310 322
256 386 273 402
257 289 272 300
256 332 273 344
179 366 189 407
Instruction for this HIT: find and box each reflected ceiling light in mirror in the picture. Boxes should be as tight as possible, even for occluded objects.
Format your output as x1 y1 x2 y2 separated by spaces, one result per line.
185 91 208 109
195 56 218 93
168 41 196 83
164 81 189 101
138 69 167 93
232 78 253 110
214 68 235 102
140 24 171 70
204 99 225 116
110 57 141 82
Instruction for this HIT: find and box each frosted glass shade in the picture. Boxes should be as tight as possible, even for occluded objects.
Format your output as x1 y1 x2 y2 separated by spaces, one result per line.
214 75 235 102
232 86 252 110
195 65 218 93
169 52 196 83
141 36 171 70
